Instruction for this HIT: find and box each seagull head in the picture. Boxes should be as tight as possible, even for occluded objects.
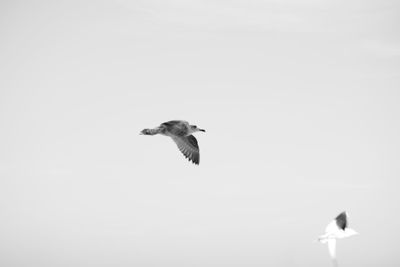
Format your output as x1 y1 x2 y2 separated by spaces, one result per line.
191 125 206 133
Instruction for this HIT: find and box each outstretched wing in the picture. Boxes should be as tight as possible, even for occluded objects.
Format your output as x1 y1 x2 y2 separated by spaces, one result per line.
335 212 348 230
171 135 200 165
327 238 337 260
325 220 339 234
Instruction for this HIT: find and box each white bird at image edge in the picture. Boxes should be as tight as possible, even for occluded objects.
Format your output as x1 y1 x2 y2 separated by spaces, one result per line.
317 211 359 266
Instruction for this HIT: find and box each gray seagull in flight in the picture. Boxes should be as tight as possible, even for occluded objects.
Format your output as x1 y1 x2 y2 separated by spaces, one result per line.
140 120 205 165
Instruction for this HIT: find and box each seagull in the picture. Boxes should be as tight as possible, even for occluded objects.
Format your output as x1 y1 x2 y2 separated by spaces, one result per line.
317 211 359 266
140 120 205 165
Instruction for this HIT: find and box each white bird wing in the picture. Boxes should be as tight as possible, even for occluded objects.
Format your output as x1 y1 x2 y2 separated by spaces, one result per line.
171 135 200 165
327 238 337 260
343 228 359 238
325 220 339 234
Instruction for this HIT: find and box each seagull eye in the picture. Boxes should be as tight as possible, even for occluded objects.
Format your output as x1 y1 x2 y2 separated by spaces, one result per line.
193 125 197 128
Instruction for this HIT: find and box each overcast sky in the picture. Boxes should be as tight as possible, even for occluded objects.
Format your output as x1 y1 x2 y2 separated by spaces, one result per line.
1 1 400 266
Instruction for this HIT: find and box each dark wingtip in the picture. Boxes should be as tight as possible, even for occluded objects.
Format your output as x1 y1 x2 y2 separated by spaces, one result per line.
336 211 347 218
189 157 199 165
335 211 348 230
186 155 199 165
194 153 200 165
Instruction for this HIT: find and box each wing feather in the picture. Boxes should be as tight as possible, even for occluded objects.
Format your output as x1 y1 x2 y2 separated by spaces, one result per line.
327 239 337 260
171 135 200 165
335 212 348 230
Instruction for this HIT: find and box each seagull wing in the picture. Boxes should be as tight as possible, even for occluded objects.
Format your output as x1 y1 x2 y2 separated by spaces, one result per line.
343 228 359 238
335 212 348 230
171 135 200 165
325 220 339 234
327 238 337 260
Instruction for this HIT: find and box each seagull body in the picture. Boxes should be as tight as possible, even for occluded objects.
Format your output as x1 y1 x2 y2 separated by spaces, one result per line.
140 120 205 165
318 211 358 266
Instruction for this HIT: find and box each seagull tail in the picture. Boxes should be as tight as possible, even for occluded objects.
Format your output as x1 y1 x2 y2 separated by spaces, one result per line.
140 127 163 135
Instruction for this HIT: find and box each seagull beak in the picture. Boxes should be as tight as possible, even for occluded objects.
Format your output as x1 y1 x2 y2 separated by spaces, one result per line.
199 129 206 132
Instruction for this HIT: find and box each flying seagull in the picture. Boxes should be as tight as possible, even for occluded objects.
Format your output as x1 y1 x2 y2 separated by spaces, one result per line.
317 211 359 266
140 120 205 165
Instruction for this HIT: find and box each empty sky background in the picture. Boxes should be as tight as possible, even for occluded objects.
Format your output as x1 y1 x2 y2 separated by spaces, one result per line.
1 0 400 266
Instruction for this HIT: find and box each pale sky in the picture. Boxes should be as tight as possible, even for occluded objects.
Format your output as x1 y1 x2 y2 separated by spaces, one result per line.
1 1 400 266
